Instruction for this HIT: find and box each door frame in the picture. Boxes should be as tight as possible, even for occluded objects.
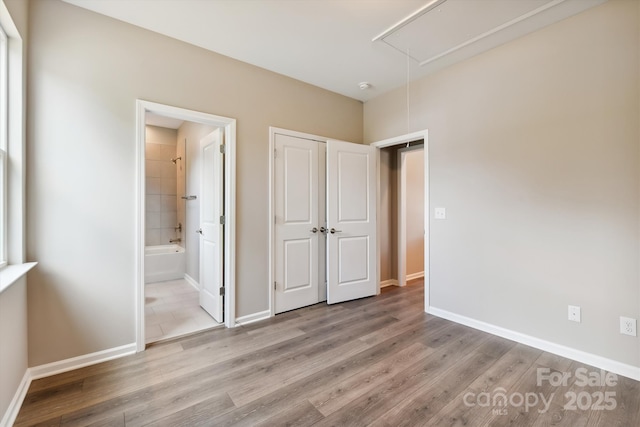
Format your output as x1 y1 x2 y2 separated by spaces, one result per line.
371 130 430 312
135 100 237 352
398 144 425 287
268 127 327 318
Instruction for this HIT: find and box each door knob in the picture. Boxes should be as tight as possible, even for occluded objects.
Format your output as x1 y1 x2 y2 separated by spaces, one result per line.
311 227 318 233
319 227 327 234
196 228 203 234
330 228 342 234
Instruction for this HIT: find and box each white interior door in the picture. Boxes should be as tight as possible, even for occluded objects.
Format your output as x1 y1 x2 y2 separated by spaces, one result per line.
274 134 322 313
326 139 377 304
318 146 327 302
199 129 223 323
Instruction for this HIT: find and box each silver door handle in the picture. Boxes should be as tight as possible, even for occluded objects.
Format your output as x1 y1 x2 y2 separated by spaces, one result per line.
311 227 318 233
319 227 327 234
196 228 203 234
330 228 342 234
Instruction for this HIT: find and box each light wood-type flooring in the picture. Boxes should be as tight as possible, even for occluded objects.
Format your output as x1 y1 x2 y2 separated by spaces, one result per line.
14 282 640 426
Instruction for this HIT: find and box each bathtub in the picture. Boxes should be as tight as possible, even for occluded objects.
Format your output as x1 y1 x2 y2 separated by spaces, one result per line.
144 244 186 284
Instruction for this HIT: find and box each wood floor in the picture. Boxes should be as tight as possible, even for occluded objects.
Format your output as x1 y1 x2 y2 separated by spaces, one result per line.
15 282 640 426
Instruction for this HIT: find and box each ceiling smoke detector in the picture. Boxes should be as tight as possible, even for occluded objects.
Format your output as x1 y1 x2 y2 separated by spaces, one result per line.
359 82 372 90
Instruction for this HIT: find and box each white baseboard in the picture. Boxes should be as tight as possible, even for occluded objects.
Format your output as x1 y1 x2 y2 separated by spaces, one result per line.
29 343 137 381
2 343 137 426
1 369 31 427
144 272 184 284
235 309 271 326
184 274 200 291
406 271 424 281
380 279 399 288
428 307 640 382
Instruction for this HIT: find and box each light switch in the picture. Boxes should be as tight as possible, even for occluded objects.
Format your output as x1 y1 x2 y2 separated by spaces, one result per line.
435 207 446 219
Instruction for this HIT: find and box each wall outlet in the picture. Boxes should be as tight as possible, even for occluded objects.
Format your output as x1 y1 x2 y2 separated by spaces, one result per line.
435 207 446 219
620 317 637 337
568 305 581 322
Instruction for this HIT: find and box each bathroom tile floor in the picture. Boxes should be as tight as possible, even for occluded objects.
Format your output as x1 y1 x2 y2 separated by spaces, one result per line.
145 279 222 343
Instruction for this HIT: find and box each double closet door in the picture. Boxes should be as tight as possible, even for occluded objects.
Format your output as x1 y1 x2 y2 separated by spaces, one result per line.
274 132 377 314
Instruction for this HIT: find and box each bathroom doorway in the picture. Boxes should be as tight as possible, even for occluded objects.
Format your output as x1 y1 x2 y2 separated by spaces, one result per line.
136 100 236 351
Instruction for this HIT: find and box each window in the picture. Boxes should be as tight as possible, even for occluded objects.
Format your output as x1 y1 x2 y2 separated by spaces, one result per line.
0 23 7 268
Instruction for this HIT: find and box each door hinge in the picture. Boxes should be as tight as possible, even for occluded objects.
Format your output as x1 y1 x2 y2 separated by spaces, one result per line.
220 144 226 154
274 149 277 158
274 281 277 290
219 287 225 296
220 215 225 225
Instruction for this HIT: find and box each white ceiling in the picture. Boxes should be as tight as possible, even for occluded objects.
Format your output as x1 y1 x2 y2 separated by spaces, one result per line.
62 0 607 102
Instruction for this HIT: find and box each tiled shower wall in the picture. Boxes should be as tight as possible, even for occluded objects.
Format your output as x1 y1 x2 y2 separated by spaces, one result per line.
145 125 181 246
176 135 186 248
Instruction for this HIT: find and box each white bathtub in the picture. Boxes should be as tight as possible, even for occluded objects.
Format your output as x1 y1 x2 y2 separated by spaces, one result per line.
144 244 186 284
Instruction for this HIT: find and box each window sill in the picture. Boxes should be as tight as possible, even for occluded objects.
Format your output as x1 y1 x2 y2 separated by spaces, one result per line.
0 262 37 294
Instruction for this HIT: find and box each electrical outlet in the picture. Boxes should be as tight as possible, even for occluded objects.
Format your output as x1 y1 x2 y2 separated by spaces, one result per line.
620 317 637 337
568 305 581 323
435 207 446 219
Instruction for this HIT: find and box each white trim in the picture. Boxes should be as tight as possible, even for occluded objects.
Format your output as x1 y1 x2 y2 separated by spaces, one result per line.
371 130 429 313
270 127 326 144
375 147 381 296
268 127 329 319
136 100 237 352
429 307 640 382
235 309 271 327
3 343 137 422
380 279 399 288
371 0 445 42
184 273 200 291
0 146 5 270
0 18 8 268
1 369 29 427
406 271 424 281
136 102 146 352
0 261 35 294
29 343 137 381
0 1 26 265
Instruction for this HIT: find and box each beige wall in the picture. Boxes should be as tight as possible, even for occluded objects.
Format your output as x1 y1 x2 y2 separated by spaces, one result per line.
365 0 640 368
0 277 28 423
26 0 362 366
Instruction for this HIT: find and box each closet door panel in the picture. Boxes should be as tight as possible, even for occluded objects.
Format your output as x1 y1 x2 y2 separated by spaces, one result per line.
274 134 320 313
326 139 378 304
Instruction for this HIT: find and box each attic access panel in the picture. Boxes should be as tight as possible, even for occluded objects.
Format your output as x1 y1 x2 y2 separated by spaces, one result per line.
374 0 561 66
